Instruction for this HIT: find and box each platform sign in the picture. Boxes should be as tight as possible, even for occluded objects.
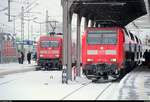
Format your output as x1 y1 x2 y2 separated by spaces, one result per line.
16 40 34 45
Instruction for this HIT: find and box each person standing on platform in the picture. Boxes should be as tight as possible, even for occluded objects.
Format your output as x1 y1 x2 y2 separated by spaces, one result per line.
143 49 149 66
27 51 31 64
21 51 24 64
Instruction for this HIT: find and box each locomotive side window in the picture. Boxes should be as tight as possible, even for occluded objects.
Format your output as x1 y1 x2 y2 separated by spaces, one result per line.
129 42 131 52
135 36 139 43
124 29 129 36
87 30 117 44
129 33 135 41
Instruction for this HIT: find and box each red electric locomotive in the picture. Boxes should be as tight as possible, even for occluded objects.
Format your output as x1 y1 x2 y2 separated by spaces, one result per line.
36 33 63 70
82 22 142 80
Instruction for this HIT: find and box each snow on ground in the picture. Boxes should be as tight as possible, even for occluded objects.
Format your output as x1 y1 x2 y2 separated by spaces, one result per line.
118 66 150 100
0 61 36 72
0 71 92 100
97 82 119 100
0 70 120 100
1 66 150 100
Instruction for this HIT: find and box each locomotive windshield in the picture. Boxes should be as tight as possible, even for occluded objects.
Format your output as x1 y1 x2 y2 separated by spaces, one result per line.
87 30 117 44
41 41 59 48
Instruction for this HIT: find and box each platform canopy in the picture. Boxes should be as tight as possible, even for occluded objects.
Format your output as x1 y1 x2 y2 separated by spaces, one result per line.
69 0 147 26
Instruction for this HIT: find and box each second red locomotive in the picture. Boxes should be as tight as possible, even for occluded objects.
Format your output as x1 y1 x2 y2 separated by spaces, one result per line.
82 22 142 80
36 33 63 70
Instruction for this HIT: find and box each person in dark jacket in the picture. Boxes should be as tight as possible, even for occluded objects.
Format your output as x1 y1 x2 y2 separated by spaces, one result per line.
143 49 149 66
27 51 31 64
21 51 24 64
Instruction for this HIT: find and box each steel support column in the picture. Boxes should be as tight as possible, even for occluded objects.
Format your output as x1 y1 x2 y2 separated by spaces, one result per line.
62 0 68 81
62 0 73 81
76 14 81 77
145 0 150 22
67 12 73 80
46 10 49 34
8 0 11 22
21 6 24 51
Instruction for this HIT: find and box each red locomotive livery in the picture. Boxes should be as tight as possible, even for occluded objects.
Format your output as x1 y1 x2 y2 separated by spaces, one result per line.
0 33 17 63
36 34 63 70
4 39 16 56
82 26 142 80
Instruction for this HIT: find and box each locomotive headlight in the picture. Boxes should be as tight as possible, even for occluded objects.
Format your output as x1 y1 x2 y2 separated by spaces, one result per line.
40 54 44 57
87 59 93 62
110 58 117 62
40 50 47 54
55 54 59 57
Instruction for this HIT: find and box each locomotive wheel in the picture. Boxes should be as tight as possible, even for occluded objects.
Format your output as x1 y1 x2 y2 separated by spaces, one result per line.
111 69 120 79
86 75 92 80
42 68 45 71
103 76 108 80
85 71 92 79
92 78 99 82
35 66 41 71
48 66 51 71
44 65 49 71
103 73 108 80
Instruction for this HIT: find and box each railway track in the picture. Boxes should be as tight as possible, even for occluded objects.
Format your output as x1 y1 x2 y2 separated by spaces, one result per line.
95 83 114 100
61 81 92 100
0 70 120 100
61 80 117 100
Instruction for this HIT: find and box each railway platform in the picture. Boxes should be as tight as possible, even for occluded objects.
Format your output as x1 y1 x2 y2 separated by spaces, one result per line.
0 61 37 76
117 65 150 100
0 62 150 100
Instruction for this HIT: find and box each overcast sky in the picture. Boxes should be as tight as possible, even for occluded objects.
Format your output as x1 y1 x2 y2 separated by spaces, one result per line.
0 0 84 42
0 0 63 40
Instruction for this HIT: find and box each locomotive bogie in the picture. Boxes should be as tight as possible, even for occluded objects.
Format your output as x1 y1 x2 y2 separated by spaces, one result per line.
38 58 62 70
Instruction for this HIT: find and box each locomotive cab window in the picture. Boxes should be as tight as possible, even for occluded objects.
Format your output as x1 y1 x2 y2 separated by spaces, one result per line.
50 41 59 47
87 30 117 44
40 41 59 48
41 41 50 48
